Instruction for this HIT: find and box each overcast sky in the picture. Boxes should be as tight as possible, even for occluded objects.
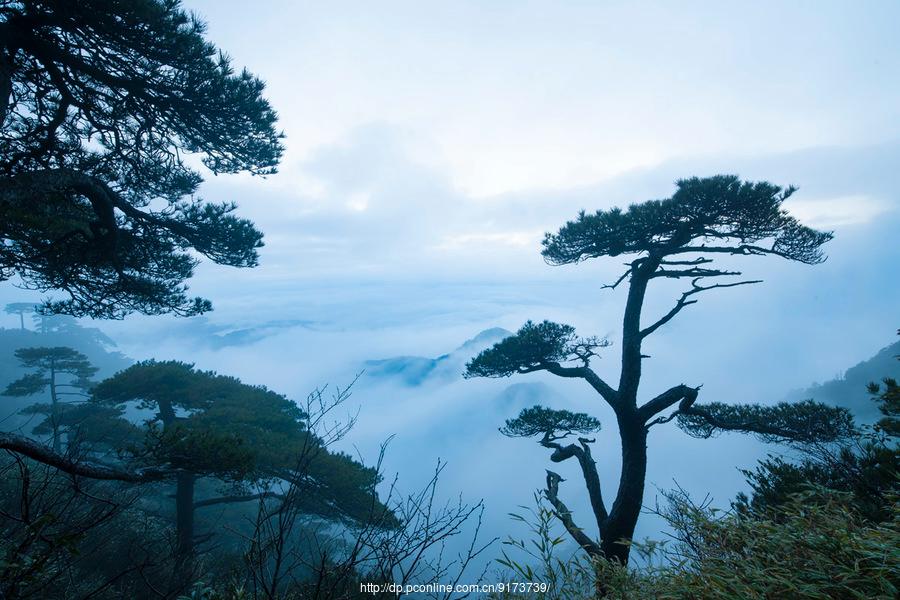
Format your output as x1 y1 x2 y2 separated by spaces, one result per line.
144 0 900 352
3 0 899 565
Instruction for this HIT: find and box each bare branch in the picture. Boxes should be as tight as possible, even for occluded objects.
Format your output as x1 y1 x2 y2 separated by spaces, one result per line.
641 278 762 339
602 268 632 290
658 258 713 266
538 435 608 527
544 471 602 557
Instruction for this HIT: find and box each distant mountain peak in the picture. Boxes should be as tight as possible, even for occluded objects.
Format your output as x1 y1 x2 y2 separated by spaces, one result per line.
365 327 513 386
456 327 512 350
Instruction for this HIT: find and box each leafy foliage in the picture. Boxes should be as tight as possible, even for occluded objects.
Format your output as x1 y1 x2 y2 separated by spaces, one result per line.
870 377 900 437
494 492 598 600
654 490 900 600
541 175 832 265
736 352 900 524
676 399 856 444
736 446 900 524
495 489 900 600
0 457 175 600
0 0 284 317
90 361 296 475
89 361 382 522
500 405 601 439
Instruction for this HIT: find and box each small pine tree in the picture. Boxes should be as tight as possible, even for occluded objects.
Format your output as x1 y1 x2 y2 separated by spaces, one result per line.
3 346 97 452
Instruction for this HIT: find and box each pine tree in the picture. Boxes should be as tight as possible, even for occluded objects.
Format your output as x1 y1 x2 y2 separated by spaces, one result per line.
3 346 97 452
1 0 284 318
466 175 853 563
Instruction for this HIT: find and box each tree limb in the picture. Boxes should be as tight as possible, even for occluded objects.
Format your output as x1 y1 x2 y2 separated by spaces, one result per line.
541 362 619 408
650 267 742 280
641 278 762 339
541 437 608 527
668 243 798 262
544 470 602 558
639 384 700 423
674 398 856 444
0 432 168 482
193 491 284 510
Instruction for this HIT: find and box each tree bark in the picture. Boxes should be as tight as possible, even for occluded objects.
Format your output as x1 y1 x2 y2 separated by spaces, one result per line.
594 260 655 564
618 259 656 401
599 415 647 564
175 471 195 562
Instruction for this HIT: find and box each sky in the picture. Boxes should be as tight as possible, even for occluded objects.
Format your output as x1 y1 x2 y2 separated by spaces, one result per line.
2 0 899 572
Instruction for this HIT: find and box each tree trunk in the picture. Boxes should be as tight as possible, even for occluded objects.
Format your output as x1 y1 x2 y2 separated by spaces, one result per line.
599 415 647 564
599 259 656 563
49 360 60 453
159 399 196 577
174 471 195 567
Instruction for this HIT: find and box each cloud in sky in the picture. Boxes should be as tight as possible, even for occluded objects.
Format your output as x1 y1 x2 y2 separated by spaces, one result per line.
189 0 900 196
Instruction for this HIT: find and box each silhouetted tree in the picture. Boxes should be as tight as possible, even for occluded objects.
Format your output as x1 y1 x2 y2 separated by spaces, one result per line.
0 0 283 318
3 346 97 452
86 361 385 575
4 302 34 330
466 175 854 564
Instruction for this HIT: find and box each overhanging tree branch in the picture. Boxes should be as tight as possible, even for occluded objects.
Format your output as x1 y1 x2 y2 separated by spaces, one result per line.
0 432 168 482
674 398 857 444
1 0 284 318
193 491 284 510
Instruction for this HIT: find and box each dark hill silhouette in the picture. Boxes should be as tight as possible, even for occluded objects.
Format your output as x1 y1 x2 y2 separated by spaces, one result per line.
783 338 900 422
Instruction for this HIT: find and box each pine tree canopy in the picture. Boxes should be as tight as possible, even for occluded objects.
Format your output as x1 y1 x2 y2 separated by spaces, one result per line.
541 175 833 266
3 346 97 396
465 320 609 379
500 405 602 439
0 0 284 318
89 361 385 523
